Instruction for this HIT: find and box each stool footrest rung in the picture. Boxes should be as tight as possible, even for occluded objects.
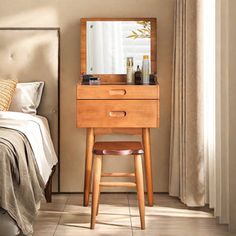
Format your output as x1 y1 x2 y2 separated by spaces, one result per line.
100 182 136 187
101 173 135 177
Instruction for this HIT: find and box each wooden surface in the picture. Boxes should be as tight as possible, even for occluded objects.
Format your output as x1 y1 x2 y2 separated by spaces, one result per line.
77 85 159 205
134 155 145 230
78 17 159 208
91 144 145 229
83 128 94 206
142 128 153 206
99 182 137 188
91 155 102 229
93 141 144 155
77 99 159 128
94 128 143 135
77 84 160 100
101 172 135 177
80 18 157 83
45 166 57 203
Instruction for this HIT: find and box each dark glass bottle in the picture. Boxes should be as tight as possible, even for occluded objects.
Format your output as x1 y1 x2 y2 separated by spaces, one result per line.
134 65 142 85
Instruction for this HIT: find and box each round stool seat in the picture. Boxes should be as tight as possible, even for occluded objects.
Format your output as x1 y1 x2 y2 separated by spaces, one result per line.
93 141 144 155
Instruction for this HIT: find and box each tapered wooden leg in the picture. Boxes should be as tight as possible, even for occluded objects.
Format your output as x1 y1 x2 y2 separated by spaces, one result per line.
134 155 145 230
91 155 102 229
142 128 154 206
96 191 100 216
83 128 94 206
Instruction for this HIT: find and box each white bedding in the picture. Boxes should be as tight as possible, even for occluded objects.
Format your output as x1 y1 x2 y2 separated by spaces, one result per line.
0 111 58 184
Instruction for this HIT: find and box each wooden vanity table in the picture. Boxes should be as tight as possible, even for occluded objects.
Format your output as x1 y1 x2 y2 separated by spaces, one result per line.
77 18 159 207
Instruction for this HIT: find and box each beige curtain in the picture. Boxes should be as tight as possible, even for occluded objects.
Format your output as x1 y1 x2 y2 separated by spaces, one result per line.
169 0 205 206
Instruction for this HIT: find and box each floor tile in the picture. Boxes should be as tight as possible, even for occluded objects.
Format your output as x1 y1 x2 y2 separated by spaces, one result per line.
131 215 228 233
39 202 66 212
40 194 68 212
33 211 60 235
54 227 132 236
32 193 232 236
129 206 214 218
33 232 56 236
133 229 234 236
66 194 84 205
100 193 129 205
58 211 131 230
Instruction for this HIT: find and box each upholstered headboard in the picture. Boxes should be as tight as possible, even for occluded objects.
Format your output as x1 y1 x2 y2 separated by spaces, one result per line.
0 28 59 151
0 28 60 190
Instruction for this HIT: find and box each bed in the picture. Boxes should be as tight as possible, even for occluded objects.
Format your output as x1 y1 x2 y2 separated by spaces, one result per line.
0 28 60 236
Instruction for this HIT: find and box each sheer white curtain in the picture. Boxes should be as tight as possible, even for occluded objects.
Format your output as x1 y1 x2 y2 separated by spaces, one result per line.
170 0 231 226
202 0 216 209
199 0 230 225
87 22 124 74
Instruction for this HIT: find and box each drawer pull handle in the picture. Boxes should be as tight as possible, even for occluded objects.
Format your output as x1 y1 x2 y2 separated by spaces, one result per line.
109 111 126 118
109 89 126 96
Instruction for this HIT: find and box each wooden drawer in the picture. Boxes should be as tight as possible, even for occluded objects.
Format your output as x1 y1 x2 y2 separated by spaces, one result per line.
77 84 159 100
76 100 159 128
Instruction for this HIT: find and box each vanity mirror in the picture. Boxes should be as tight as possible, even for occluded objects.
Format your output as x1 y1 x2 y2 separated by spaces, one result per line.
80 18 157 82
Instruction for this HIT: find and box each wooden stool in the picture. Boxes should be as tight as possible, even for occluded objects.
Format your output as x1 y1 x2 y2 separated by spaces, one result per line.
91 141 145 230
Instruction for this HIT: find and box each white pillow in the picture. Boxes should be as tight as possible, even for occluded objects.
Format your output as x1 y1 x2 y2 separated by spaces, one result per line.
10 82 44 114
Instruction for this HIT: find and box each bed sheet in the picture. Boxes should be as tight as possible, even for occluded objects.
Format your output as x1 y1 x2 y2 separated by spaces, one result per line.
0 111 58 184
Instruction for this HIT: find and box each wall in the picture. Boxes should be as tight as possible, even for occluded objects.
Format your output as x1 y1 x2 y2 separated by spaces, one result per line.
228 0 236 232
216 0 229 224
218 0 236 232
0 0 175 192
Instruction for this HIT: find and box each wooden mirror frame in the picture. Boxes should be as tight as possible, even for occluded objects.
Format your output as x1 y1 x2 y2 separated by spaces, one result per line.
80 18 157 83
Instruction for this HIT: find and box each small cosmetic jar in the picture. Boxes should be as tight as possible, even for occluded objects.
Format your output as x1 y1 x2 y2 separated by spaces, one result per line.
89 77 101 85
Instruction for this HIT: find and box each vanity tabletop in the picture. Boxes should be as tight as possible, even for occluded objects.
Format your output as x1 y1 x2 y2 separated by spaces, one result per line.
78 81 159 86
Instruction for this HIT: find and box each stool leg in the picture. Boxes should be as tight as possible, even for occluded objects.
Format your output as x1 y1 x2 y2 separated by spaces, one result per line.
91 155 102 229
134 155 145 230
96 191 100 216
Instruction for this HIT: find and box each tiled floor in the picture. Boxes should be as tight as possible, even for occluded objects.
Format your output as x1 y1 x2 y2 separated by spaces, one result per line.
33 194 234 236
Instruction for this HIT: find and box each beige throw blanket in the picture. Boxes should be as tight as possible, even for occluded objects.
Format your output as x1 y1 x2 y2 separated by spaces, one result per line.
0 128 45 235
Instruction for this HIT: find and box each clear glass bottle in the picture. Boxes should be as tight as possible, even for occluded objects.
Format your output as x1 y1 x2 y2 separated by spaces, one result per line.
142 55 150 84
126 57 134 84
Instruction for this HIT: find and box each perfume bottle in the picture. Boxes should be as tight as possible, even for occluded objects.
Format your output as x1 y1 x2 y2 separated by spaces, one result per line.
134 65 142 85
126 57 134 84
142 55 150 84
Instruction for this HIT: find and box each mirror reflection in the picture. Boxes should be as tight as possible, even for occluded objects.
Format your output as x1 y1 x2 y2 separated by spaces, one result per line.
86 21 151 74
